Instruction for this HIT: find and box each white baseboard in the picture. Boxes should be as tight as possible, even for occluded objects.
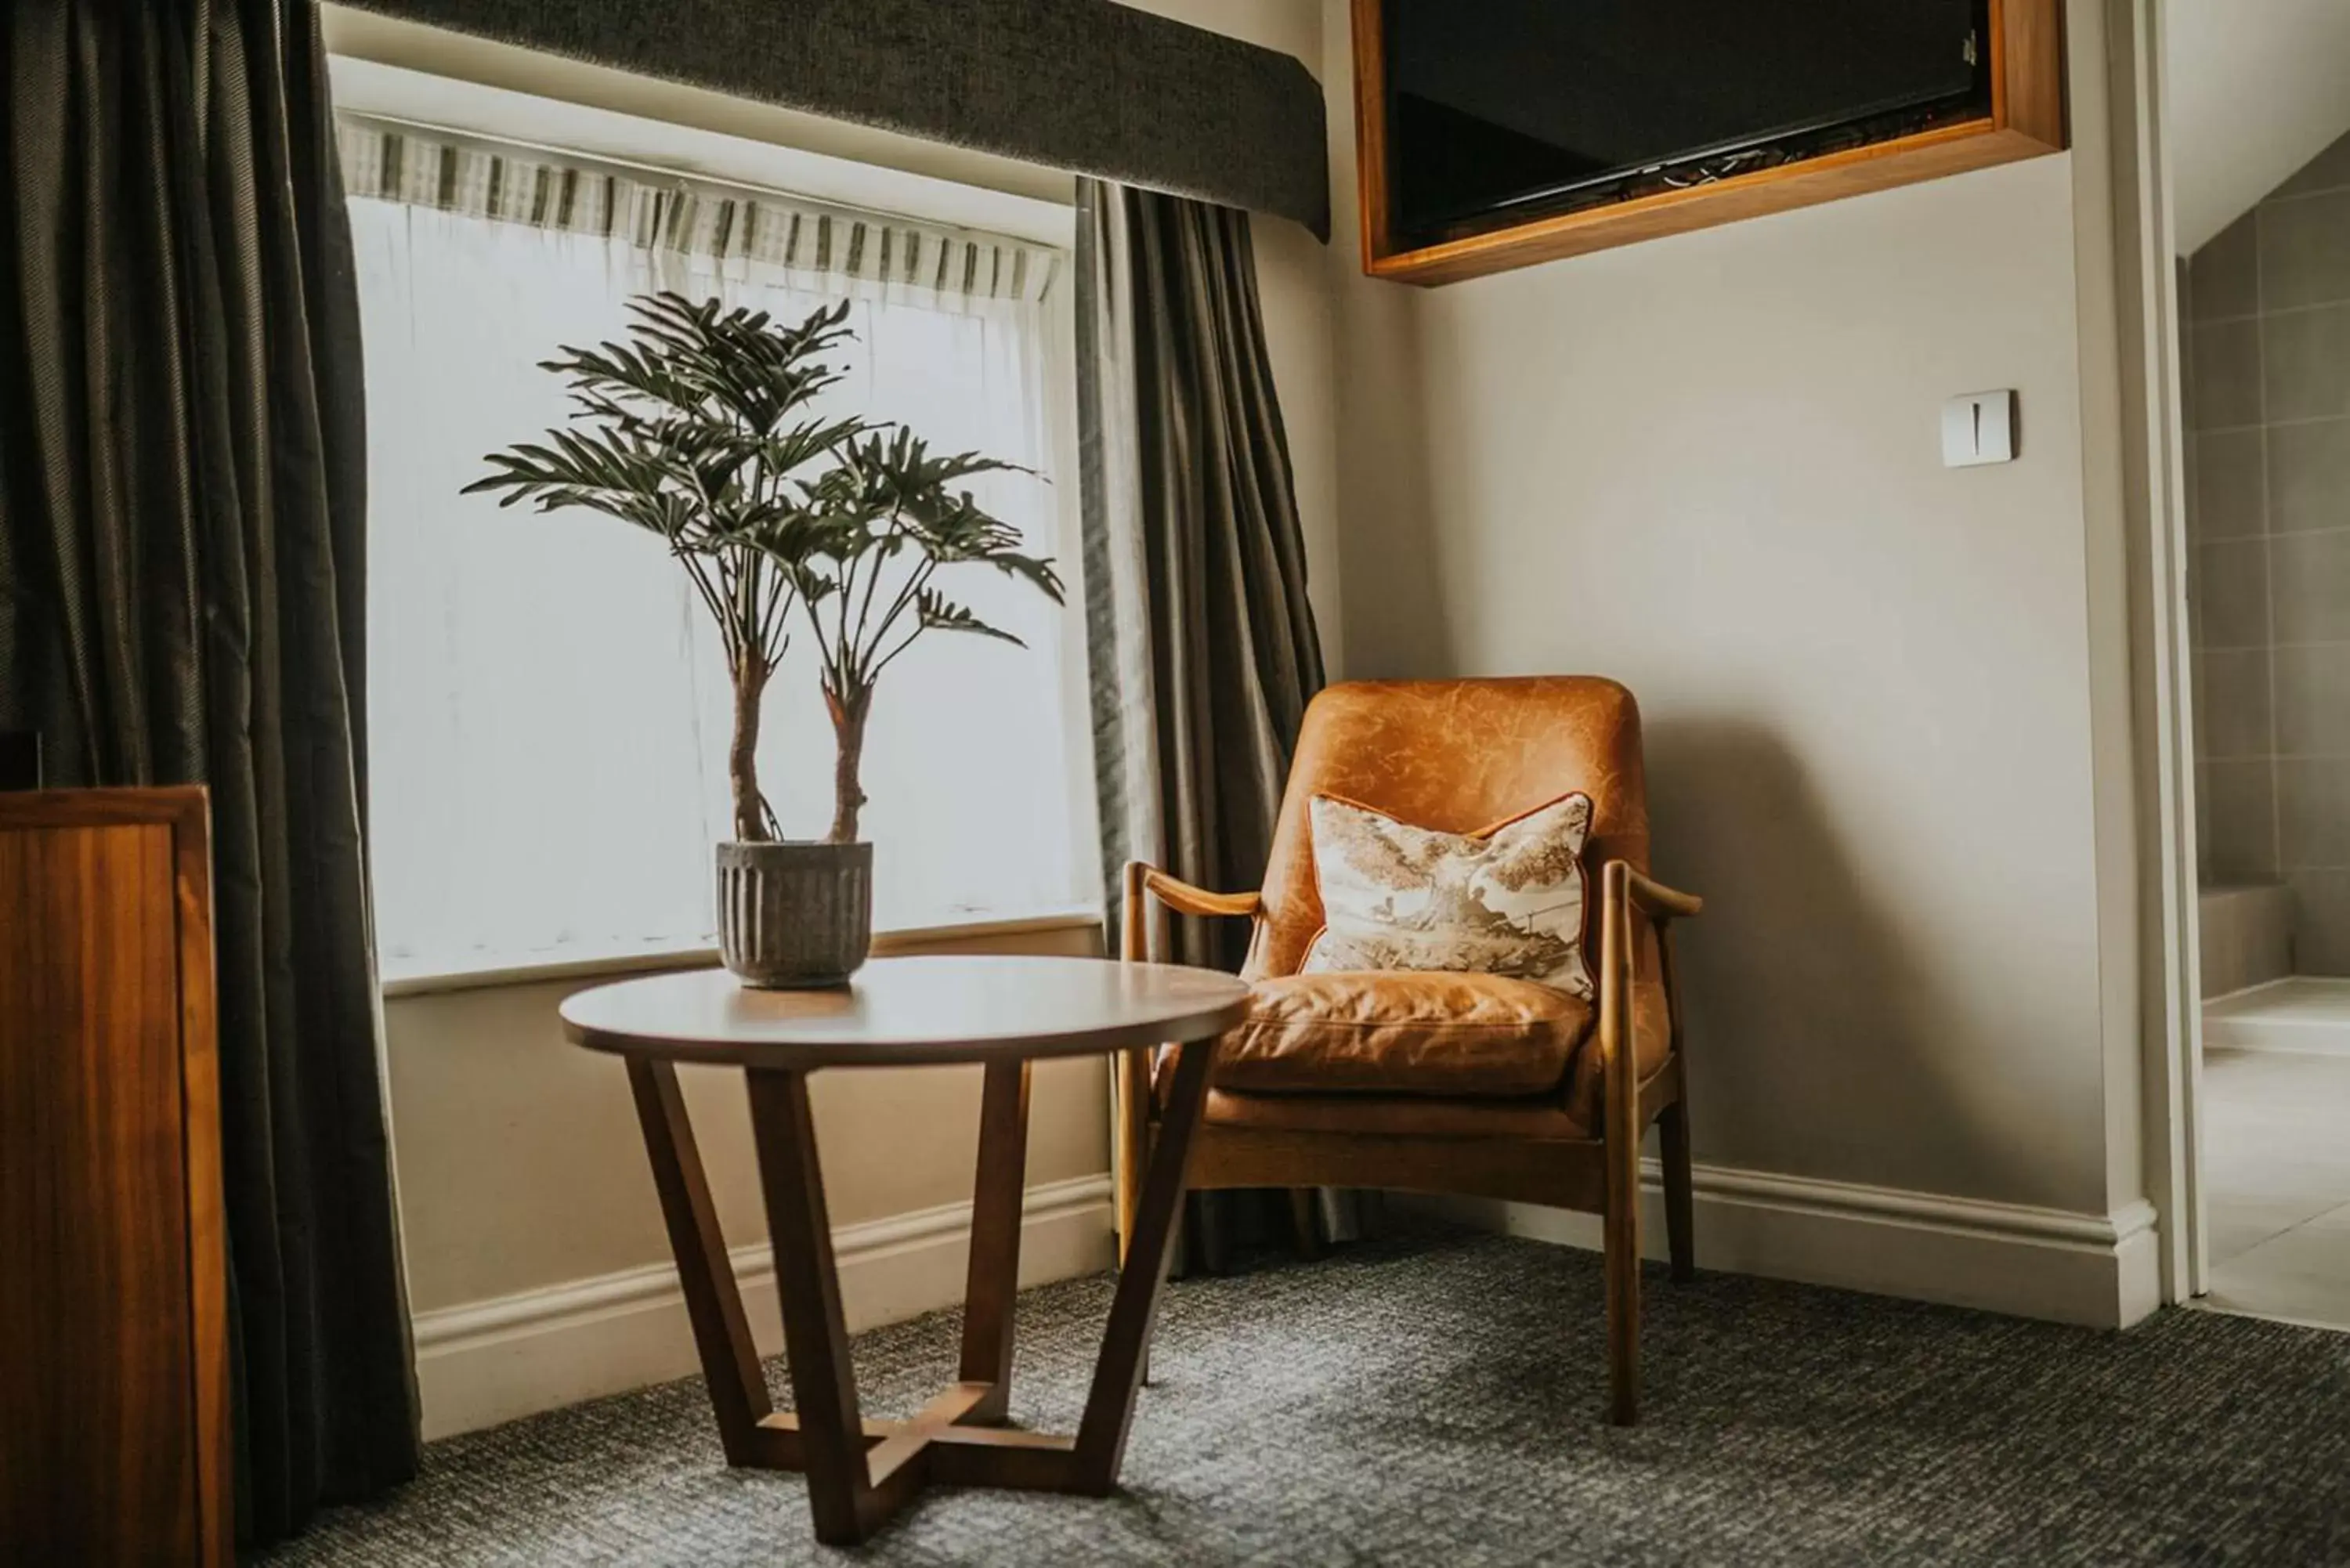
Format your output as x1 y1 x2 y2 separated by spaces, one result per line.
411 1174 1115 1440
415 1162 2160 1440
1406 1159 2161 1330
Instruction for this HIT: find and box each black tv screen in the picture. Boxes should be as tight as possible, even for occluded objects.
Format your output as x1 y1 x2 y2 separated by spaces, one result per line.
1386 0 1989 245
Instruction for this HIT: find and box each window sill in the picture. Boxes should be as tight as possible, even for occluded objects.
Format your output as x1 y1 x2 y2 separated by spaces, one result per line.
378 905 1104 1000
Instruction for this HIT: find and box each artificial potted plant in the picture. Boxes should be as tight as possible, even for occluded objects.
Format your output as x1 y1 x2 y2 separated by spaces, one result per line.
467 292 1061 987
777 426 1065 847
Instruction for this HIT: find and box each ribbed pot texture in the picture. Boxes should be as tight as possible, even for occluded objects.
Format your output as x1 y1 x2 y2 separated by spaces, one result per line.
715 840 873 988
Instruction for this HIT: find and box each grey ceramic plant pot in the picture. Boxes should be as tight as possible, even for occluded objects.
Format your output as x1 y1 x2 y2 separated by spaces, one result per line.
715 840 873 988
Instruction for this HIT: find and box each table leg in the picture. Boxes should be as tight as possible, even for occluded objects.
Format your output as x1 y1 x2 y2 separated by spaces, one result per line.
630 1039 1221 1544
958 1060 1031 1424
1070 1036 1217 1494
746 1068 880 1545
625 1060 772 1465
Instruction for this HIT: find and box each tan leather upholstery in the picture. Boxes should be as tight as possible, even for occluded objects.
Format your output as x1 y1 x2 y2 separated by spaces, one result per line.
1180 977 1668 1138
1213 971 1590 1098
1563 978 1672 1133
1242 677 1650 985
1151 677 1671 1136
1124 677 1697 1428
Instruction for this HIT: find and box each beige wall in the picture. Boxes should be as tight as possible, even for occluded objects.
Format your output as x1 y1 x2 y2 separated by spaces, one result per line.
1313 0 2149 1222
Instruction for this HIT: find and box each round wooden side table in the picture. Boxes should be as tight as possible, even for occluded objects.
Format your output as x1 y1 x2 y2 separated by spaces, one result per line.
560 954 1249 1545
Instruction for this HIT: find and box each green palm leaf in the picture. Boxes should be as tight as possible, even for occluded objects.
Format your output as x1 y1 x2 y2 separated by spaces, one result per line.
914 587 1025 646
466 287 1064 846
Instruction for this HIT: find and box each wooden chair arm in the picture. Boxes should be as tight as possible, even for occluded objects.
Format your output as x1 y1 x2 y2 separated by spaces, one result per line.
1128 863 1263 919
1594 858 1699 1130
1611 862 1703 924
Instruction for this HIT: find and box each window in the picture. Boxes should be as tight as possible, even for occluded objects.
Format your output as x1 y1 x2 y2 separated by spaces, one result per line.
338 81 1094 979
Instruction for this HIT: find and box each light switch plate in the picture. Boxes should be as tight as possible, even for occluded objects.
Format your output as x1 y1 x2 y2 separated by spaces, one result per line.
1943 390 2016 467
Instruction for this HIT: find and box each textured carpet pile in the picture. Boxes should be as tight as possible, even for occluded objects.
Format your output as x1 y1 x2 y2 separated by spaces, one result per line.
272 1228 2350 1566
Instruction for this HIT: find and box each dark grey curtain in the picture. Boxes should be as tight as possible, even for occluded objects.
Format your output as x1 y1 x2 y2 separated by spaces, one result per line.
1 0 419 1545
1079 181 1323 961
1076 180 1372 1269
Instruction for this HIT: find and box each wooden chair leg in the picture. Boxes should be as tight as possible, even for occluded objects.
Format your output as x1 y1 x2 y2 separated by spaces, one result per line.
1600 867 1641 1427
1284 1187 1325 1261
1603 1143 1641 1427
1659 1085 1697 1284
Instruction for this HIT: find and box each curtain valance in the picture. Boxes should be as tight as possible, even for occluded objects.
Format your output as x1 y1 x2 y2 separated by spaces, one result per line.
336 0 1331 240
338 116 1063 304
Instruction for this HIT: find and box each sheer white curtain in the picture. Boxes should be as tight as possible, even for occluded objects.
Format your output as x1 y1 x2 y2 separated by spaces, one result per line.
351 197 1086 974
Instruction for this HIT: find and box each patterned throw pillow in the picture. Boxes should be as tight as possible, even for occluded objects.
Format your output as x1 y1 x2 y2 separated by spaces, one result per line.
1300 793 1594 999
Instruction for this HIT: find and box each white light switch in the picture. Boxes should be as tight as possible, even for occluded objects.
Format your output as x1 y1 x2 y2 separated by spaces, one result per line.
1942 390 2017 467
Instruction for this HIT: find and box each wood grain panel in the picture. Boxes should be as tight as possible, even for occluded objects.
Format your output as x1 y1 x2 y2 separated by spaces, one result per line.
171 800 229 1568
0 824 191 1560
0 788 225 1566
1352 0 2068 286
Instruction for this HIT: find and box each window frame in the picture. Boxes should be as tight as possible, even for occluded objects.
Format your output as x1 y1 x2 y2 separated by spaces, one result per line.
332 56 1103 989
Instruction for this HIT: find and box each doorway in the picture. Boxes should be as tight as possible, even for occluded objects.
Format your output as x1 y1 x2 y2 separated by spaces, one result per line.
2167 4 2350 1329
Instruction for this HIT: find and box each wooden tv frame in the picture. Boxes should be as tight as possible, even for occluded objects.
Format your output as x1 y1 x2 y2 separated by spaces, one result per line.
1351 0 2066 287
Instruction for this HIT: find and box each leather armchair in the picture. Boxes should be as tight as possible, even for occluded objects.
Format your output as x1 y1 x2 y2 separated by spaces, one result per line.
1116 676 1701 1425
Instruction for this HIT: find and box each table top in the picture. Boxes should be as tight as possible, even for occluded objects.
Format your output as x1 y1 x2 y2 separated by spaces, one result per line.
560 955 1251 1070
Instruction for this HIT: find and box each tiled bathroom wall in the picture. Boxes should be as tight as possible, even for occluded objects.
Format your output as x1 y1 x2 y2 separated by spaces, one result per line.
2188 130 2350 974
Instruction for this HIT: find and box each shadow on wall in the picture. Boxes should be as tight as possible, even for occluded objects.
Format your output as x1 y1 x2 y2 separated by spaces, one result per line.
1330 279 1449 679
1644 713 2081 1208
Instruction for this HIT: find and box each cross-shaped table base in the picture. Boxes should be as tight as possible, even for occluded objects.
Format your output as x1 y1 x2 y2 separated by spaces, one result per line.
621 1035 1219 1544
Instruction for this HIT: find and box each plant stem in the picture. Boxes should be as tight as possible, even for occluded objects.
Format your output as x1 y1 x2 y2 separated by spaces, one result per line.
826 685 870 844
730 653 772 843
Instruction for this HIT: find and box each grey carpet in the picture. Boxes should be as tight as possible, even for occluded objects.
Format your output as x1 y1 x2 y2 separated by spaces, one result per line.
268 1227 2350 1566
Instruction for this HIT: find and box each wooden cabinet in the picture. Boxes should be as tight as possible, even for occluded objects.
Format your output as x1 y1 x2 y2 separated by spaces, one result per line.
0 789 230 1566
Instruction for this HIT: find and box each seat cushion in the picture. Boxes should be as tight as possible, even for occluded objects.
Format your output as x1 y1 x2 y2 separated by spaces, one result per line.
1163 977 1672 1137
1212 970 1591 1099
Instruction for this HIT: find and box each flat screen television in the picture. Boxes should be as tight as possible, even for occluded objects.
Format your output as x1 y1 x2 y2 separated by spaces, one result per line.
1383 0 1993 251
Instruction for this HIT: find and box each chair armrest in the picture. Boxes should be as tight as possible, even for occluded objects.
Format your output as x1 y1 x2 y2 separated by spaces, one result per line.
1120 862 1262 963
1596 862 1700 1022
1594 860 1701 1126
1613 863 1703 924
1127 863 1263 920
